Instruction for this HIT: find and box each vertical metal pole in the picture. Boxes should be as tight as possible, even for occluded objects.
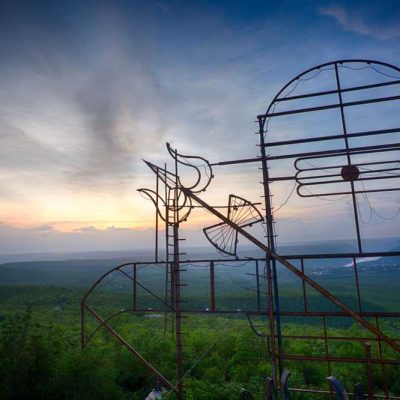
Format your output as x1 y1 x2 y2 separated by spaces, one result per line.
80 301 85 349
155 173 159 262
334 63 363 253
258 116 284 380
376 317 389 398
364 341 374 400
164 164 170 337
353 257 362 313
255 260 261 312
133 264 137 311
323 317 332 383
210 261 216 312
301 259 308 313
173 149 184 400
265 257 278 386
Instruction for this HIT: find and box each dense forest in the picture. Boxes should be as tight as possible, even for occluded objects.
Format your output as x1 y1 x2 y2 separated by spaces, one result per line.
0 250 399 399
0 283 399 399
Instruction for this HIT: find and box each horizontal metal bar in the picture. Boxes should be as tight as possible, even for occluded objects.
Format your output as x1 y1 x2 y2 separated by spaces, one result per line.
264 127 400 148
211 157 262 166
277 334 400 342
299 173 400 187
296 167 400 183
296 158 400 172
257 94 400 119
269 142 400 161
269 175 296 182
213 143 399 165
289 387 400 399
289 167 400 186
114 251 400 266
282 251 400 260
283 354 400 365
277 311 400 317
116 308 400 318
275 79 400 102
298 186 400 197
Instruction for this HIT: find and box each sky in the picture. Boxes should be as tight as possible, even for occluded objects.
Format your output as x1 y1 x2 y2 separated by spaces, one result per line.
0 0 399 254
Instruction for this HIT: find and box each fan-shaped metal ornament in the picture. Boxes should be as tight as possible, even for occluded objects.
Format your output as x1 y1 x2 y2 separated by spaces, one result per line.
203 195 263 256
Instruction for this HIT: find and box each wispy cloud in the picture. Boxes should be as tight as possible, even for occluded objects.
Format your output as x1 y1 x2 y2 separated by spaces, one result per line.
319 5 400 40
0 223 155 254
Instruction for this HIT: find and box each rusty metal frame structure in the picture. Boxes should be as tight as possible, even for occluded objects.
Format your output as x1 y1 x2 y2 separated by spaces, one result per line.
81 60 400 399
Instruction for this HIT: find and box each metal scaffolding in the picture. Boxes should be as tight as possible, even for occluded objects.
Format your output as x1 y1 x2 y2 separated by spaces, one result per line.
81 59 400 399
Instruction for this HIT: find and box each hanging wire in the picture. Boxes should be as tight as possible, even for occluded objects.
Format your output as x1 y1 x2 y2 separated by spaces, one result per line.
359 164 400 177
358 174 400 221
369 64 400 79
339 62 400 79
357 179 373 225
339 64 371 72
272 181 297 214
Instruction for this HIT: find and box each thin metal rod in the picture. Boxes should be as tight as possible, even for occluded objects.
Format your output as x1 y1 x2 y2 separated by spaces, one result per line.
259 118 284 380
283 354 399 365
352 258 362 313
210 261 216 312
334 62 362 253
289 387 400 399
133 264 137 311
364 341 374 399
84 303 178 393
155 172 159 262
80 301 85 349
265 257 278 385
129 251 400 264
173 148 185 400
164 163 170 337
323 316 332 378
300 259 307 313
93 306 400 318
213 142 399 165
255 260 261 312
376 317 390 398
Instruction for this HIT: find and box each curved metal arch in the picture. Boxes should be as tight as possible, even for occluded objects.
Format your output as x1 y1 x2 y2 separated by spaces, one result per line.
138 187 193 223
260 59 400 130
166 142 214 193
82 262 174 346
81 261 136 303
138 188 168 222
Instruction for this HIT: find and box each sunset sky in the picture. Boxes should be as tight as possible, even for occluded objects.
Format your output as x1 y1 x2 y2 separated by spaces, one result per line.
0 0 399 254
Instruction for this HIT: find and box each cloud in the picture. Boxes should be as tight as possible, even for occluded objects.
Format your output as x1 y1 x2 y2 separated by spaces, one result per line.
0 1 166 194
73 226 99 232
0 122 66 172
32 225 55 232
0 223 156 254
319 5 400 40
